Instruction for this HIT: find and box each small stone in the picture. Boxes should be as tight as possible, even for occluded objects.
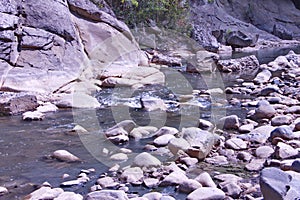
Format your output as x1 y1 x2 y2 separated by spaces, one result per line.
217 115 240 130
205 155 228 165
198 119 214 131
291 159 300 173
239 124 254 133
180 157 198 166
269 126 294 141
119 148 132 154
161 196 176 200
86 190 128 200
71 125 88 134
153 134 175 146
36 102 58 113
221 182 242 198
195 172 216 187
107 135 129 144
160 171 189 186
225 138 247 150
54 192 83 200
0 186 8 195
153 126 179 137
52 150 80 162
260 85 279 96
130 126 158 140
271 115 292 126
121 167 143 183
132 152 161 168
250 100 276 120
61 179 87 187
245 159 265 171
143 178 159 188
109 164 120 172
187 187 226 200
179 179 202 194
255 146 274 159
96 177 118 188
26 187 63 200
142 192 163 200
168 137 190 155
275 142 298 159
295 120 300 131
253 69 272 84
237 151 252 162
22 111 45 120
110 153 128 161
214 174 243 183
285 106 300 114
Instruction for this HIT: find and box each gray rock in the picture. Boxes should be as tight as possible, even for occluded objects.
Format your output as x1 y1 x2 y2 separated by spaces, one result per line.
295 120 300 131
255 146 274 159
107 135 129 144
0 93 39 115
0 12 18 29
110 153 128 161
52 150 80 162
238 125 275 144
121 167 143 183
198 119 214 131
259 85 280 96
168 137 190 155
221 182 242 198
60 179 88 187
260 168 292 200
140 97 167 111
254 69 272 84
106 120 136 136
26 187 64 200
132 152 161 168
143 178 159 188
142 192 162 200
250 100 276 120
160 171 189 186
214 174 243 183
237 151 252 162
225 138 247 150
217 55 259 73
269 126 294 141
275 142 298 159
205 155 228 165
182 127 216 160
194 172 216 188
153 126 179 137
179 179 202 194
86 190 129 200
130 126 158 140
245 159 265 171
217 115 240 130
153 134 175 147
291 160 300 173
271 115 293 126
285 106 300 114
238 124 254 133
54 191 83 200
180 157 198 166
186 187 226 200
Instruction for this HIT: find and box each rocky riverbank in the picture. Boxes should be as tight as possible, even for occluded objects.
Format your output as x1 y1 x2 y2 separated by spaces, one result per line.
4 51 296 200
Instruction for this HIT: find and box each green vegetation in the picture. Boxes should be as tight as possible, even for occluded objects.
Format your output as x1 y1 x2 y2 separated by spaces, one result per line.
106 0 191 35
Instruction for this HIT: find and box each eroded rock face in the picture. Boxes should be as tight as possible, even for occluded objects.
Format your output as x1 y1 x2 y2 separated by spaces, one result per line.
0 0 149 109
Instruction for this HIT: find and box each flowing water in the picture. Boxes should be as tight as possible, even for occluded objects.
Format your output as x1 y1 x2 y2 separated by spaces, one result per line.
0 45 300 199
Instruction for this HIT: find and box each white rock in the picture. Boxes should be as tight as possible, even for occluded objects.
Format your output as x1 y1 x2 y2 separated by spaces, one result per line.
0 186 8 195
86 190 128 200
110 153 128 161
37 102 58 113
168 137 190 155
195 172 216 187
26 187 64 200
132 152 161 168
121 167 143 183
96 177 118 188
153 134 175 146
54 191 83 200
52 150 80 162
187 187 226 200
225 138 247 150
22 111 45 120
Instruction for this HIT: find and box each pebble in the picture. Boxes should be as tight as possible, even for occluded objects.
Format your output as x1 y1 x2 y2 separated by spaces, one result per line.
217 115 240 130
198 119 214 131
269 126 294 141
271 115 292 126
275 142 298 159
245 159 265 171
86 190 128 200
52 150 80 162
180 157 198 166
22 111 45 120
153 126 179 137
205 155 228 165
225 138 247 150
143 178 159 188
179 179 202 193
168 137 190 155
54 192 83 200
239 124 254 133
120 167 143 183
96 177 118 188
255 146 275 158
186 187 226 200
153 134 175 146
237 151 252 162
214 174 243 183
221 182 242 198
160 171 189 186
27 187 64 199
142 192 163 200
195 172 216 187
110 153 128 161
133 152 161 168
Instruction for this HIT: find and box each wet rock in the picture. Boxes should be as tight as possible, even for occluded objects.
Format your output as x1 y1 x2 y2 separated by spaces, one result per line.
269 126 294 141
187 187 226 200
54 191 83 200
221 182 242 198
260 167 299 200
225 138 247 150
180 157 198 166
142 192 162 200
0 93 39 115
97 177 119 188
0 186 8 195
245 159 265 171
36 102 58 113
259 85 280 96
25 187 64 200
86 190 128 200
168 137 190 155
238 124 254 133
255 146 274 159
132 152 161 168
291 160 300 173
182 127 216 160
217 115 240 130
151 52 182 66
275 142 298 159
153 126 179 137
110 153 128 161
285 106 300 114
267 97 282 104
195 172 216 188
217 55 259 73
105 120 136 137
60 178 88 187
121 167 143 184
130 126 158 140
160 171 189 186
198 119 214 131
22 111 45 121
153 134 175 147
179 179 202 194
52 150 80 162
143 178 159 188
250 100 276 121
140 97 167 111
271 115 292 126
71 125 88 134
108 135 129 144
254 69 272 84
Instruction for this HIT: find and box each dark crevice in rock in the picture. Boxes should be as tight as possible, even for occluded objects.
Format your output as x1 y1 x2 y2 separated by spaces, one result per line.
291 0 300 10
